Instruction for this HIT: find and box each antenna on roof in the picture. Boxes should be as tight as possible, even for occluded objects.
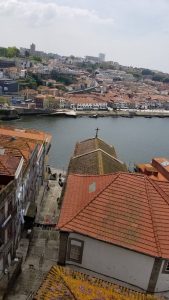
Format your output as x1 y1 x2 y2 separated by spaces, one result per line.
95 127 100 138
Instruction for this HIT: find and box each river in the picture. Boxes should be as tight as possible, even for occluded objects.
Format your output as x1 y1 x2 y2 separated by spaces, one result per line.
2 115 169 170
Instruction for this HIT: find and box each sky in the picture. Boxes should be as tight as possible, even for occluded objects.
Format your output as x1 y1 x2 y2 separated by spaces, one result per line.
0 0 169 72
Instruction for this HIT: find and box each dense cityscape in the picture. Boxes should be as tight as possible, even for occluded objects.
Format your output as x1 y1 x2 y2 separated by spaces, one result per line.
0 42 168 300
1 43 169 120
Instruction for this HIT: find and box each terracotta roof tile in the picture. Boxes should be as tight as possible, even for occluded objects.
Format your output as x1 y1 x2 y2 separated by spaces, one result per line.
58 172 169 259
74 137 117 157
0 126 52 144
0 154 21 176
0 135 36 162
69 137 126 175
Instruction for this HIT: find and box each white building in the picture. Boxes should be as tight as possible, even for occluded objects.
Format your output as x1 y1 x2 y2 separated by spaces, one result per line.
58 172 169 296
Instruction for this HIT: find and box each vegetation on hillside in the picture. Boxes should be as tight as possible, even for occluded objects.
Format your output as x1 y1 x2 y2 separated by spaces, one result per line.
0 47 20 58
51 70 77 85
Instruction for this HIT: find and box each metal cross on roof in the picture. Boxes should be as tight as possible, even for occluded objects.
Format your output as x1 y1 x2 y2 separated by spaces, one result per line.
95 127 100 138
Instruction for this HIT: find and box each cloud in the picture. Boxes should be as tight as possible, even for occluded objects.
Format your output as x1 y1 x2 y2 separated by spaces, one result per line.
0 0 114 26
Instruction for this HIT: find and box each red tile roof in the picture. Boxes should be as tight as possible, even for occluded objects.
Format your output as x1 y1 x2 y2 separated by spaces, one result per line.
0 154 21 176
58 172 169 259
0 126 52 144
0 135 36 162
136 157 169 182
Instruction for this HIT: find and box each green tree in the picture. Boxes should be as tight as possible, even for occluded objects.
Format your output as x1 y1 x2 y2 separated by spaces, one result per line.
152 75 163 82
142 69 154 76
6 47 20 58
0 47 7 57
30 73 43 86
47 82 53 88
163 77 169 83
31 56 42 62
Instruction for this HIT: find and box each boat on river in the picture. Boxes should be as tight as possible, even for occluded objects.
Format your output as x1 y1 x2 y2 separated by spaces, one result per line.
89 114 98 118
42 110 77 117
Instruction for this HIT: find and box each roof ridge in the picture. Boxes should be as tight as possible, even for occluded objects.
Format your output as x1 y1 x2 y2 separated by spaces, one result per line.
74 141 79 156
78 137 115 149
144 177 162 257
67 172 146 178
148 176 169 207
59 173 120 229
96 137 115 149
72 148 123 164
79 137 95 143
68 173 118 178
98 151 104 174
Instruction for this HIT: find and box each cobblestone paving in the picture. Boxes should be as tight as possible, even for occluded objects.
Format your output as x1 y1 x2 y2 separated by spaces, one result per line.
6 170 63 299
36 180 62 225
6 228 59 299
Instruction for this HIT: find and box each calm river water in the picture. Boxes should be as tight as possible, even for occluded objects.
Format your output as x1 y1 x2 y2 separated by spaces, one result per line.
3 116 169 170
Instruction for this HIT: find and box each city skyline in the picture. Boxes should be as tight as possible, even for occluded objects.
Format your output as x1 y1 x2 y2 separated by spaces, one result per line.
0 0 169 72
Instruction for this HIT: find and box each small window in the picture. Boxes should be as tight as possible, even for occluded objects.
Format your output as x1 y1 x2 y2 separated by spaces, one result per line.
162 260 169 274
67 238 84 264
165 261 169 272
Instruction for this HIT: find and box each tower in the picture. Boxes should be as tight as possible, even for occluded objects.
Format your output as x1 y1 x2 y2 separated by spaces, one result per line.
99 53 105 62
30 43 36 55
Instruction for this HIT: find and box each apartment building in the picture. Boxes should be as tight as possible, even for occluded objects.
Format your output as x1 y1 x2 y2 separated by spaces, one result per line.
0 127 52 278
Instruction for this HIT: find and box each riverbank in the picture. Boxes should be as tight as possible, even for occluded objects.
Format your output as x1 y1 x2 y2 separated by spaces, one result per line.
12 107 169 118
76 109 169 118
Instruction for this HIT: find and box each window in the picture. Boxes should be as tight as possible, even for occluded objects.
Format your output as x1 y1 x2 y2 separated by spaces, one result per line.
8 200 13 215
0 206 4 225
162 261 169 273
165 261 169 272
67 238 84 264
7 222 13 241
0 230 4 247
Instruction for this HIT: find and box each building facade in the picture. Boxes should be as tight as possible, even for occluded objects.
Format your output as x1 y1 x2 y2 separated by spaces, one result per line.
58 172 169 295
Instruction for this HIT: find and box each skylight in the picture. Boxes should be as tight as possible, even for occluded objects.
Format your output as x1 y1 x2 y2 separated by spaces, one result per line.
161 161 169 167
89 182 96 193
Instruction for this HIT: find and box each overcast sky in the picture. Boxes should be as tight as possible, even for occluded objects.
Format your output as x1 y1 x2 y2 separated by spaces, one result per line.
0 0 168 72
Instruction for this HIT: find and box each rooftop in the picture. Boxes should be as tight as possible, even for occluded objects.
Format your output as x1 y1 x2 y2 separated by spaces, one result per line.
69 150 127 175
0 126 52 144
58 172 169 259
0 134 36 163
136 157 169 182
69 137 127 175
34 266 159 300
0 153 21 176
74 137 117 157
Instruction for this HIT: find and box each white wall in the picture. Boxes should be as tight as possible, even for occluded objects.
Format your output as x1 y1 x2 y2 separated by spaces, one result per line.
155 260 169 292
66 233 154 291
